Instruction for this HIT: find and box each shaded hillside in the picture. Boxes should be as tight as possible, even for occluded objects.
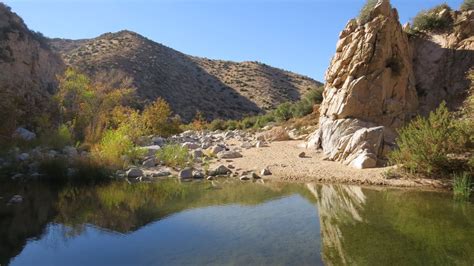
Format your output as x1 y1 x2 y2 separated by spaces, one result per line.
0 3 64 131
50 31 322 121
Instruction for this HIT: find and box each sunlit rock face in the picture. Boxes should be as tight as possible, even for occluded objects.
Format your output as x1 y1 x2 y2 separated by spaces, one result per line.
0 3 64 125
412 9 474 115
308 0 419 168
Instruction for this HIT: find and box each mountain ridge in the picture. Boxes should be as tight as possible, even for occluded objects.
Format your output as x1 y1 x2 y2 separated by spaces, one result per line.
49 30 323 121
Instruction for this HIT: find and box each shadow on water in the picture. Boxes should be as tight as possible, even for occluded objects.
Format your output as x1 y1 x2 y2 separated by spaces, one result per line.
0 179 473 265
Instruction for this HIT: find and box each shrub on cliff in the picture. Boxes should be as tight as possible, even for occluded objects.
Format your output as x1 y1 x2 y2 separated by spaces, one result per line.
411 4 453 33
389 102 472 176
461 0 474 11
358 0 378 25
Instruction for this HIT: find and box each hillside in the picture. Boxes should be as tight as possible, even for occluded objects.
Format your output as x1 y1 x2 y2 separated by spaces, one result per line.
50 31 322 121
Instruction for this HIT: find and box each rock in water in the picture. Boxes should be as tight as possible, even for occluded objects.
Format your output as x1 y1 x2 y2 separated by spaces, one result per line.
209 165 231 176
308 0 418 169
178 168 193 180
8 195 23 204
126 168 144 178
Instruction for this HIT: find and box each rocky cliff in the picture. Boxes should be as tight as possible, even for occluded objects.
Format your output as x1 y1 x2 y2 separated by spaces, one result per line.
50 31 322 122
308 0 418 168
0 3 64 128
308 0 473 169
412 8 474 115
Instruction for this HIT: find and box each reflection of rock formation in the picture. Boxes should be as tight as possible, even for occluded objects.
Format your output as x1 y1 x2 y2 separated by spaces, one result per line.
306 183 366 265
0 183 58 266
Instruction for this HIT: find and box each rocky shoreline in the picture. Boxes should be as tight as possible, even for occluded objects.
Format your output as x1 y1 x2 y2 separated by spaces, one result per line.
0 126 452 192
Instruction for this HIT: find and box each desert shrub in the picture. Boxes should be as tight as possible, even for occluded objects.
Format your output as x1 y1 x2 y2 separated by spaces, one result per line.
411 4 453 32
460 0 474 11
39 124 74 150
39 158 69 180
190 111 207 131
156 144 190 168
254 114 275 128
225 120 239 130
290 100 313 118
274 103 293 122
93 129 145 168
358 0 378 25
72 157 112 183
240 116 257 129
209 119 225 131
305 86 324 104
389 102 471 176
142 98 182 137
453 172 472 201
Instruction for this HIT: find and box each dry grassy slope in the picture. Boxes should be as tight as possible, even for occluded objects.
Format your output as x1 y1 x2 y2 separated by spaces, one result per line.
50 30 322 122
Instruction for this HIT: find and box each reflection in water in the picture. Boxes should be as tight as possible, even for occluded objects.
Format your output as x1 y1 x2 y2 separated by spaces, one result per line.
1 180 473 265
310 184 474 265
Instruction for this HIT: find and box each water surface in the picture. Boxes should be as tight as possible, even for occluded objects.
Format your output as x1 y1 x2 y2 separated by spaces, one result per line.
0 180 473 265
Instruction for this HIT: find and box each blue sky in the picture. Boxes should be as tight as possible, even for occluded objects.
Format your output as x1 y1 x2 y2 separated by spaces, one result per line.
4 0 464 81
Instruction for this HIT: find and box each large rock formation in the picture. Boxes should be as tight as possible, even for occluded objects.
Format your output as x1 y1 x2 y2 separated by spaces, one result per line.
412 9 474 115
308 0 418 168
0 3 64 127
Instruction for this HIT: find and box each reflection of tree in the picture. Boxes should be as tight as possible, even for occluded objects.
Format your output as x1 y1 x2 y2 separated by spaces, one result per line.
307 183 474 265
54 180 313 233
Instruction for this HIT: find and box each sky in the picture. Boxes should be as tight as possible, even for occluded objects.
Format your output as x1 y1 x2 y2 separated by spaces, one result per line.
4 0 464 81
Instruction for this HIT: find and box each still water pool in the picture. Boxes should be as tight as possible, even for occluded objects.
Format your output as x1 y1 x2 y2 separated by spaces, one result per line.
1 180 473 265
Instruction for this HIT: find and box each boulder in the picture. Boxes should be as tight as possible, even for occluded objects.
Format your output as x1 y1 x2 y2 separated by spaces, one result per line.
13 127 36 141
256 126 290 142
208 145 225 155
142 158 157 168
126 168 144 178
182 142 200 150
209 165 231 176
193 170 205 179
260 168 272 176
8 195 23 204
63 146 78 157
178 168 193 180
217 151 243 159
17 153 29 161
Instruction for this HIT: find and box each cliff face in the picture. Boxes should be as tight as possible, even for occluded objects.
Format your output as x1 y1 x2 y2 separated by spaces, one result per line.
412 9 474 115
308 1 473 169
0 4 64 126
309 0 418 169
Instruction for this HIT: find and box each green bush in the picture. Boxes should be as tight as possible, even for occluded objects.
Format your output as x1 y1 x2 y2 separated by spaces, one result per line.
389 102 471 176
453 172 472 201
156 144 190 168
94 129 145 168
209 119 225 131
274 103 293 122
358 0 378 25
224 120 239 130
411 4 452 32
40 124 74 150
461 0 474 11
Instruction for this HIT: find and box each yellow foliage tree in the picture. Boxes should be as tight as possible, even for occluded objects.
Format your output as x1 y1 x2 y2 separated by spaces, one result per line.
142 98 181 137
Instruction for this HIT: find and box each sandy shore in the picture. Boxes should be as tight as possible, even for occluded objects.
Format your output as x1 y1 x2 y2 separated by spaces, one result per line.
211 140 450 190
